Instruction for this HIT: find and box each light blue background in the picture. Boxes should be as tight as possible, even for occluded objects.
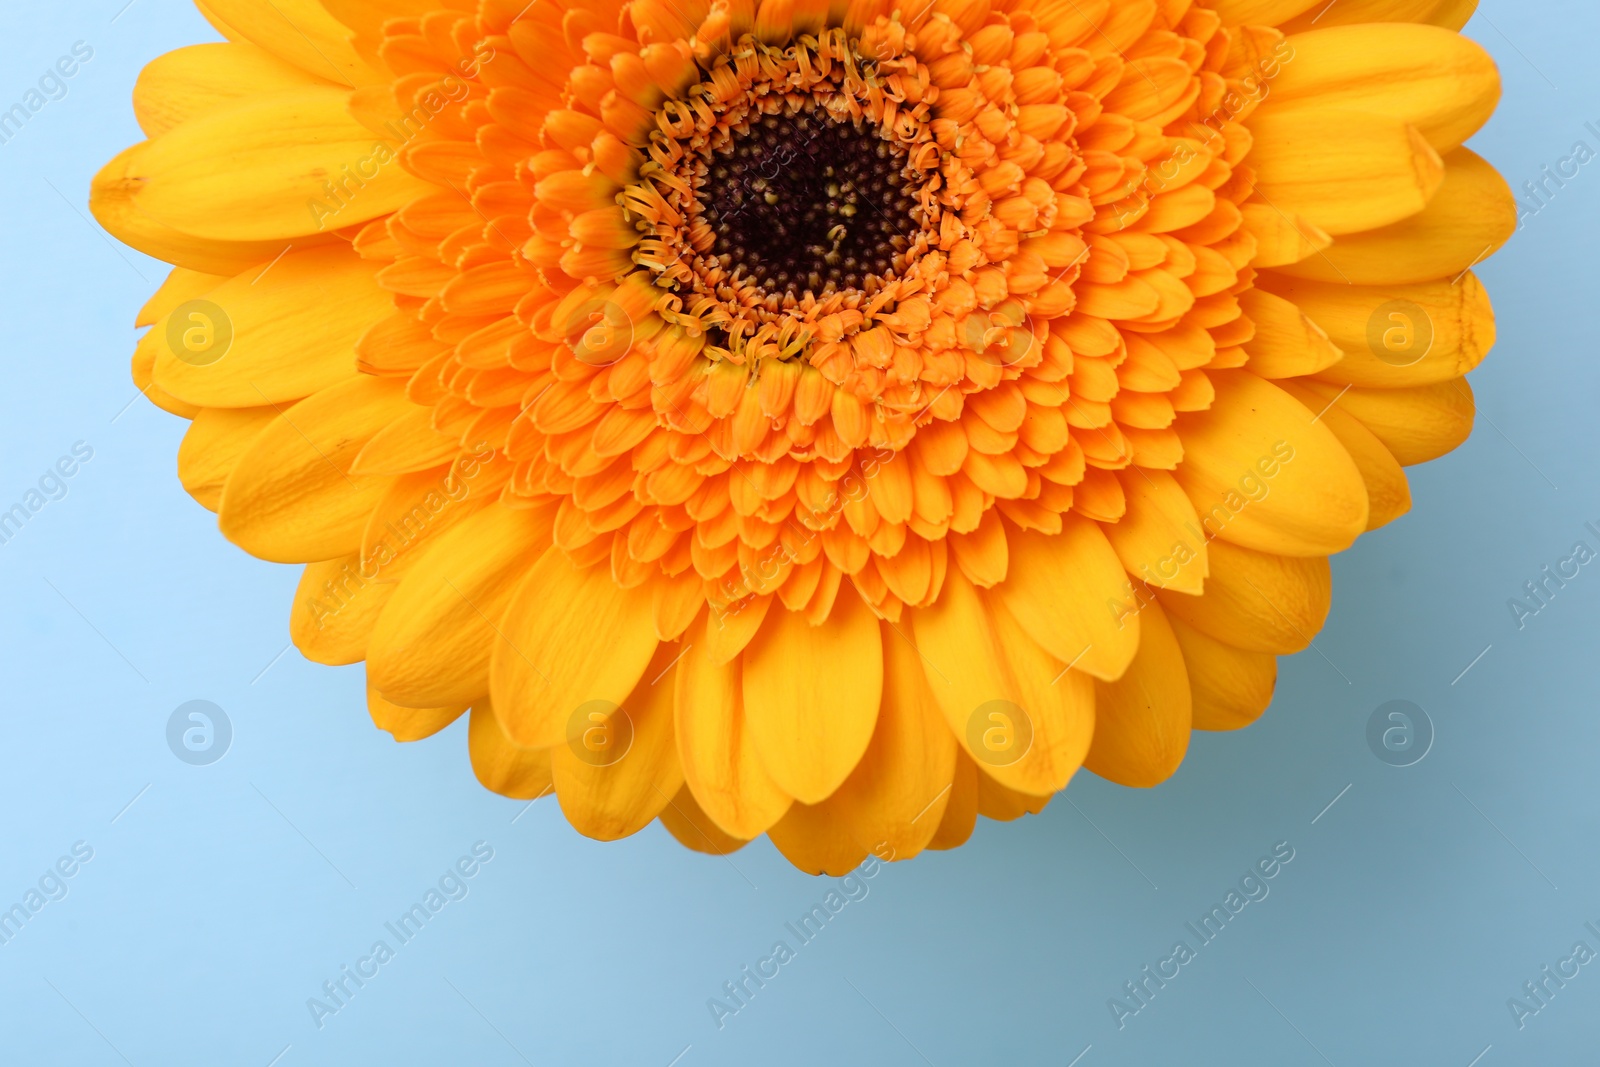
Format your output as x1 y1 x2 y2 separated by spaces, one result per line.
1 2 1596 1064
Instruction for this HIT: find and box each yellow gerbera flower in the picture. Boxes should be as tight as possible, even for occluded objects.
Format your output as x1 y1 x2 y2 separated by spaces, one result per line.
93 0 1511 872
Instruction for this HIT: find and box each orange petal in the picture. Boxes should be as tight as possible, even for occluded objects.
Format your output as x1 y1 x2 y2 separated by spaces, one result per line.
1173 370 1367 557
1167 614 1277 732
989 518 1141 682
674 644 792 839
551 642 685 841
292 555 393 666
219 377 409 562
657 787 751 855
816 626 960 861
467 701 553 801
767 801 872 876
1085 600 1192 787
491 547 660 748
742 588 883 804
975 770 1052 822
925 750 979 851
368 683 467 742
1158 540 1331 655
368 503 555 707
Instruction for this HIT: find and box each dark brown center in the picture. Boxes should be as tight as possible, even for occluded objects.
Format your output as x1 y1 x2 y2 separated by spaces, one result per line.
699 110 924 299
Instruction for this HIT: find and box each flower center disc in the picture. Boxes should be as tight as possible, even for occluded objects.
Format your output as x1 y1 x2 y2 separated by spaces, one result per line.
701 110 924 300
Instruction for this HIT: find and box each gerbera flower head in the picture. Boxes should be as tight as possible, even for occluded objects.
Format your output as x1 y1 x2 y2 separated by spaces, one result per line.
94 0 1511 872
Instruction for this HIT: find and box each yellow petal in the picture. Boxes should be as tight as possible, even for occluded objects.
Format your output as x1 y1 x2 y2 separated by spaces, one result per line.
152 245 385 407
657 787 751 855
925 750 979 851
653 573 705 642
177 405 276 510
742 588 882 804
911 569 1095 796
320 0 439 45
767 802 871 876
129 331 201 419
133 42 323 137
1247 111 1444 236
822 626 960 861
128 87 432 241
1239 288 1345 380
704 593 771 665
1268 24 1500 151
490 547 660 748
1166 614 1277 733
1206 0 1322 23
1280 0 1471 31
198 0 379 86
1241 204 1333 269
368 503 555 706
91 144 310 274
351 408 461 475
1426 0 1478 30
292 555 394 666
552 642 684 841
467 701 553 800
137 266 229 327
1085 600 1191 788
975 771 1051 822
1103 469 1208 595
985 598 1097 795
293 468 499 665
219 377 408 562
1294 379 1475 466
359 464 499 576
368 683 466 742
674 645 792 839
194 0 246 39
130 335 201 418
910 573 1010 742
1259 272 1494 388
1275 379 1412 530
1158 540 1331 655
1270 148 1515 286
1173 370 1367 557
989 518 1141 682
